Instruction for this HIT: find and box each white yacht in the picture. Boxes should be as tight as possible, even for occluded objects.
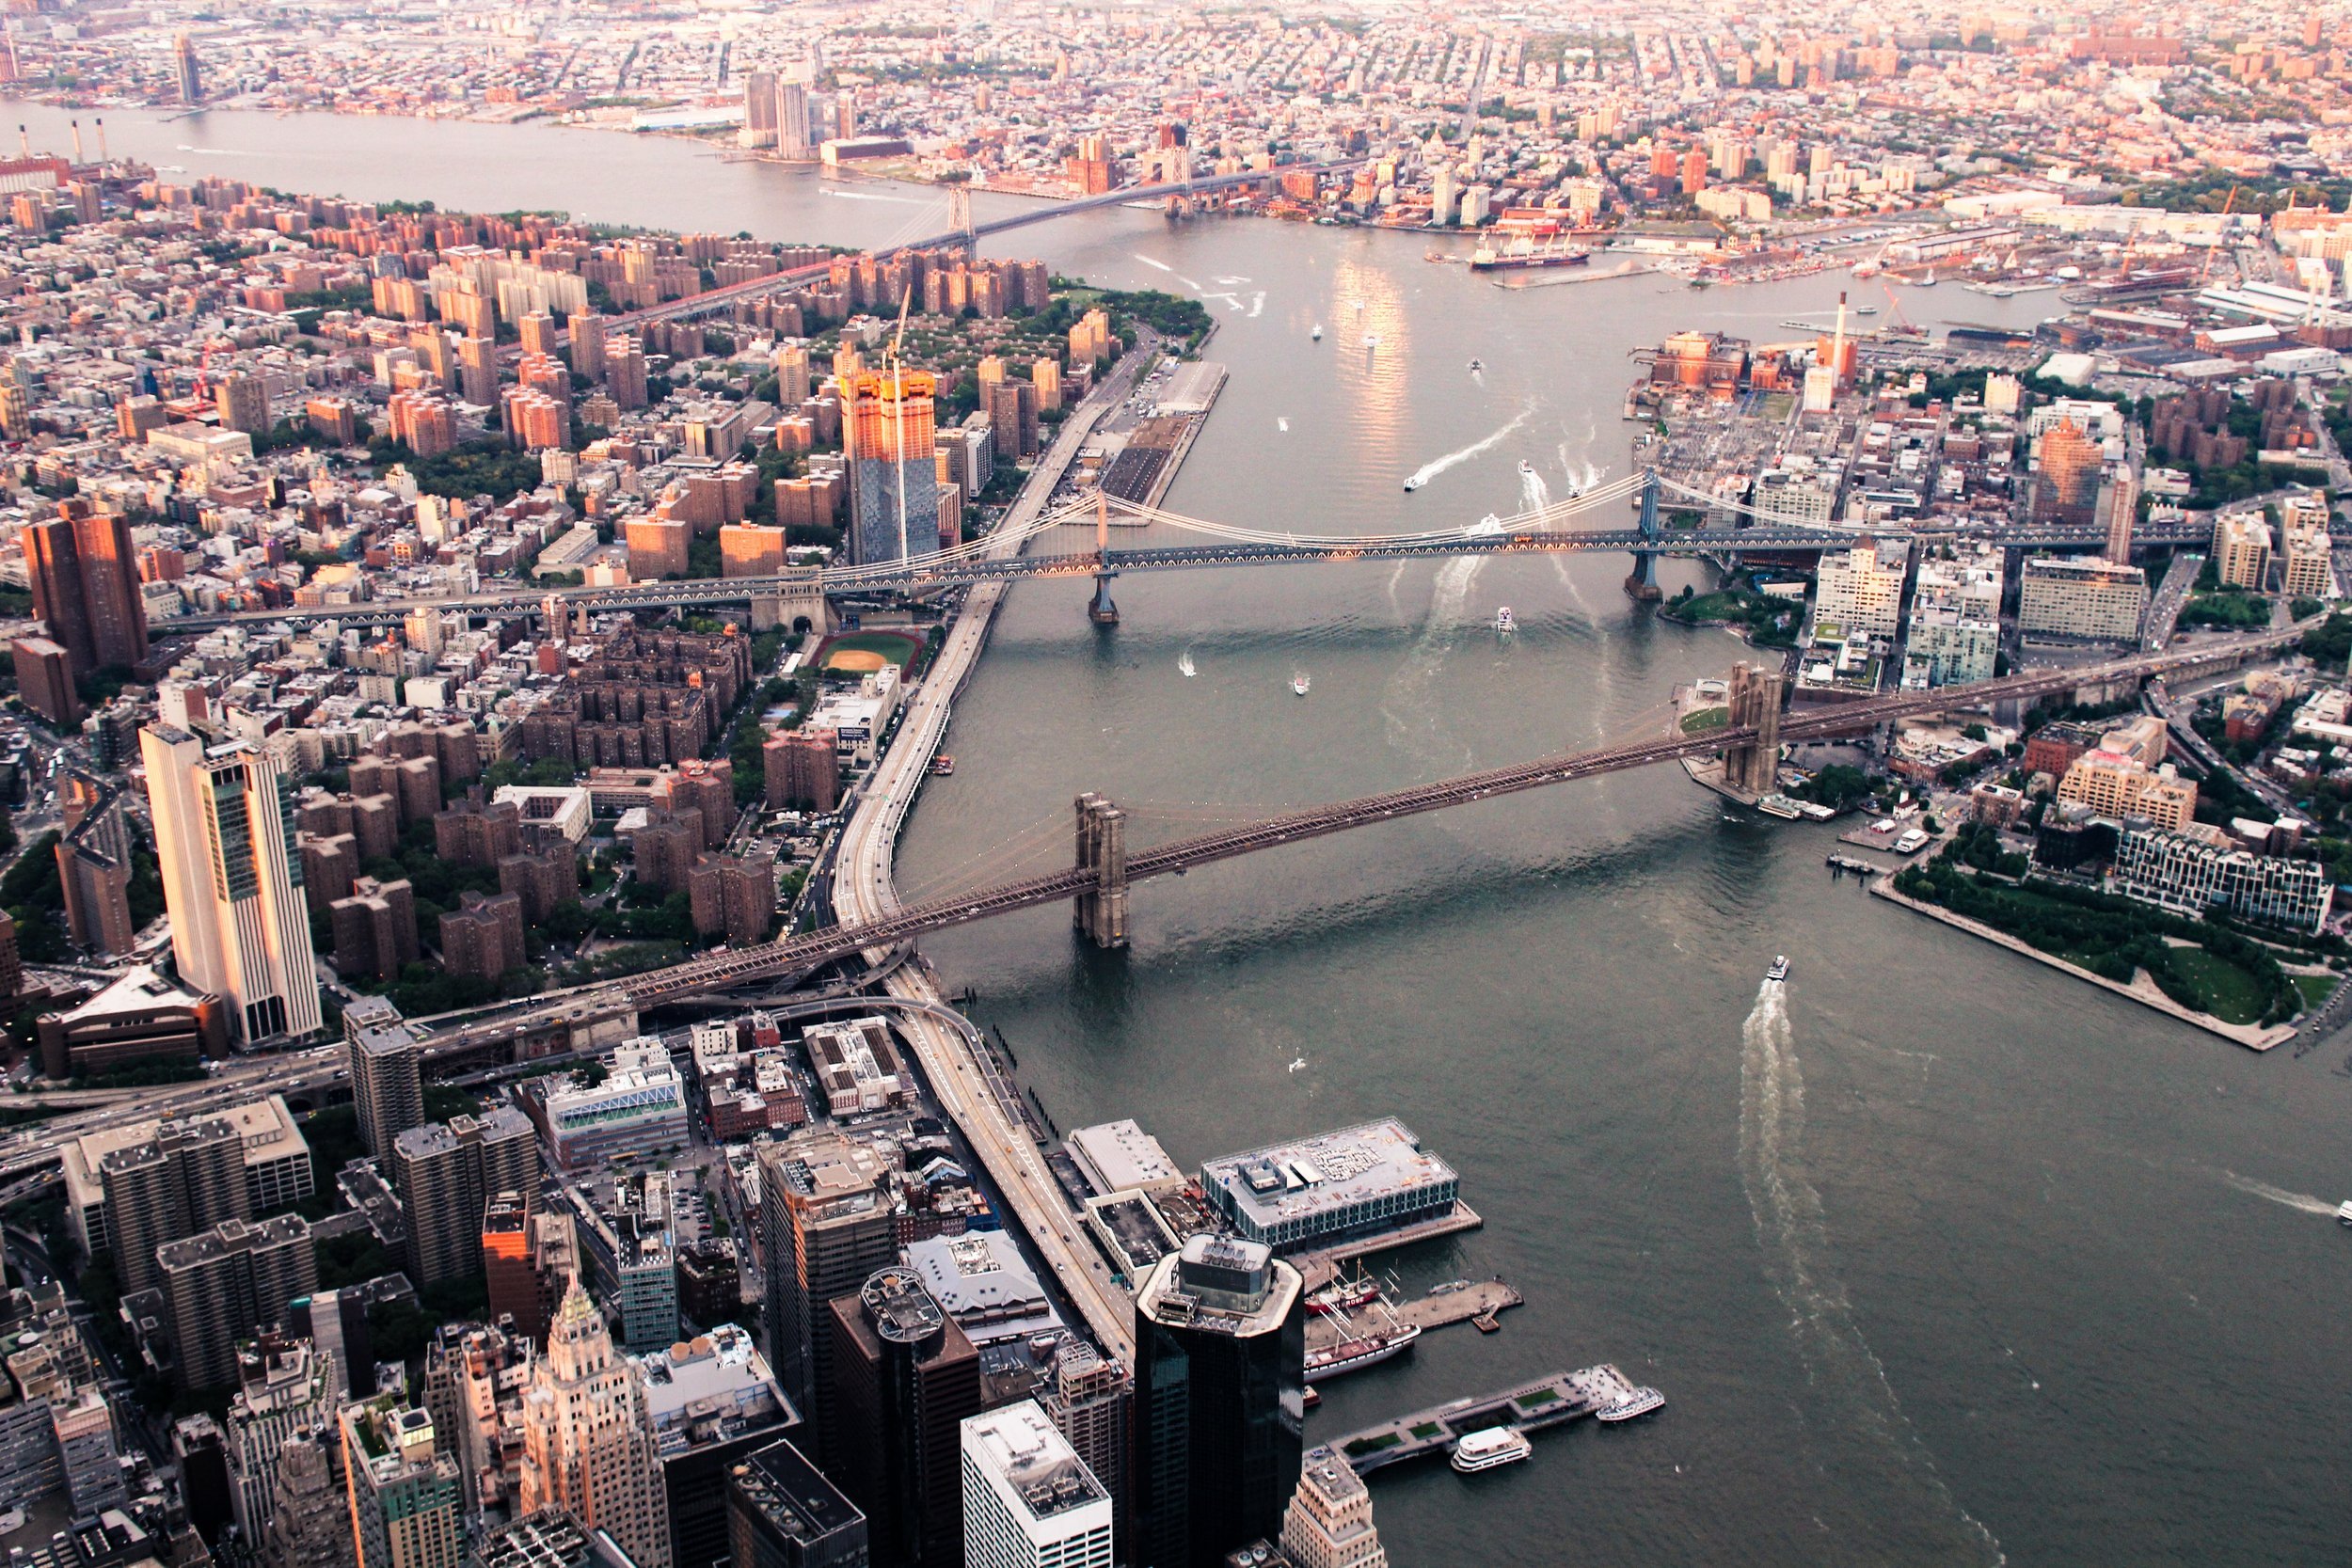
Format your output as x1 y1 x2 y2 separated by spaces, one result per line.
1495 606 1517 635
1293 673 1311 697
1451 1428 1534 1473
2337 1199 2352 1226
1766 956 1790 982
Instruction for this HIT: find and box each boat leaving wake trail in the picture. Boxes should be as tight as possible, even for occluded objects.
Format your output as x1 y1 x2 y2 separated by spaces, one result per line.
2221 1171 2339 1217
1740 982 2006 1566
1403 404 1534 491
1133 254 1175 272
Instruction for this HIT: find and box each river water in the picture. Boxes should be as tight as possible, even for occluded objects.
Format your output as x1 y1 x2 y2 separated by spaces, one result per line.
26 100 2351 1567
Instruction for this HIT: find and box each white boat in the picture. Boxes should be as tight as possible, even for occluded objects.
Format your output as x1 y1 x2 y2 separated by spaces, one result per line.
1362 333 1379 347
1403 476 1423 492
1518 459 1534 477
1293 673 1311 697
1597 1386 1665 1423
1766 956 1789 982
1307 1321 1421 1379
2337 1199 2352 1226
1451 1428 1534 1473
1495 606 1517 634
1854 303 1879 316
1756 793 1803 820
1311 325 1323 341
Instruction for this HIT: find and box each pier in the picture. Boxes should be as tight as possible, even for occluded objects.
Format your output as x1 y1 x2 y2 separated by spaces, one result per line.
1295 1200 1486 1291
1327 1365 1657 1477
1305 1278 1522 1360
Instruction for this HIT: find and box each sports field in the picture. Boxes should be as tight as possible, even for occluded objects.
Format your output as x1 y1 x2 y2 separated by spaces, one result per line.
815 630 923 673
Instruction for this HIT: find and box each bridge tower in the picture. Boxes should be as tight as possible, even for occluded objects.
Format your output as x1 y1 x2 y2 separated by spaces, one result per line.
1088 491 1120 626
947 182 975 252
1073 793 1129 947
1723 661 1787 796
1625 467 1664 602
750 565 834 638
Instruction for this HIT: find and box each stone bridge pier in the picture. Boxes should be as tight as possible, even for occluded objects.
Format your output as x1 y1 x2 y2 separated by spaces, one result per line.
1073 792 1130 948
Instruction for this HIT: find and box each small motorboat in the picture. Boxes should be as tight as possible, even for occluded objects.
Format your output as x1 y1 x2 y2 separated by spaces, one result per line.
1766 956 1790 982
1518 459 1534 476
1292 673 1311 697
1311 325 1323 341
1362 333 1379 347
2337 1199 2352 1226
1469 357 1485 372
1496 606 1517 634
1403 476 1423 492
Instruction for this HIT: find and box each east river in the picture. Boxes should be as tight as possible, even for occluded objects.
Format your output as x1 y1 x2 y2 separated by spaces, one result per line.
19 100 2351 1566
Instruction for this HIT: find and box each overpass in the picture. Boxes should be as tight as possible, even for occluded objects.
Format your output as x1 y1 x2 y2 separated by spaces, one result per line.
159 472 2211 635
412 622 2309 1040
591 158 1365 336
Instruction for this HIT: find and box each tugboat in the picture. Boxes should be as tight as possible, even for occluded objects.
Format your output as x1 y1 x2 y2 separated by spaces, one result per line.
1766 955 1790 982
1451 1428 1534 1473
1495 606 1517 635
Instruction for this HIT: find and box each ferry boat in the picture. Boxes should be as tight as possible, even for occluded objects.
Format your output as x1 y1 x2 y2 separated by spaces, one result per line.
1293 673 1311 697
1451 1428 1534 1473
1306 1322 1422 1380
1468 237 1590 272
1597 1386 1665 1423
1766 956 1790 983
1495 607 1517 635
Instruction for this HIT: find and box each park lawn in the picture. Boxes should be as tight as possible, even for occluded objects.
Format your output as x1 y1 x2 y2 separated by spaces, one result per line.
1677 592 1750 622
2294 972 2339 1010
2162 946 2271 1024
1681 707 1730 735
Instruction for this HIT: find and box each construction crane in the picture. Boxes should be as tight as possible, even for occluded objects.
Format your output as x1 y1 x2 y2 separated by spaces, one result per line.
2198 185 2241 283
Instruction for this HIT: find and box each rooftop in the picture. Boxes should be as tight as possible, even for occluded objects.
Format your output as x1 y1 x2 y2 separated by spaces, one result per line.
1199 1117 1457 1232
965 1400 1106 1523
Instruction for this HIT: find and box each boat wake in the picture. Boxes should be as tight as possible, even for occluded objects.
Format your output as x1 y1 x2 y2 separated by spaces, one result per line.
1133 254 1174 272
818 186 926 203
2220 1170 2340 1217
1379 554 1485 768
1178 647 1197 678
1740 983 2006 1566
1519 467 1549 514
1402 404 1534 492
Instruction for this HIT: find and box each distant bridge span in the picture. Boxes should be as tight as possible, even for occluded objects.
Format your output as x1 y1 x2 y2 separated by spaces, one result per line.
418 623 2308 1048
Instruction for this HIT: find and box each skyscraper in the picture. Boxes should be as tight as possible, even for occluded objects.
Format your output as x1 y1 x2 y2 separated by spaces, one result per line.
225 1336 342 1542
1131 1236 1305 1568
26 504 148 678
341 1394 464 1568
743 71 779 147
961 1400 1114 1568
778 80 813 160
756 1130 897 1451
844 370 939 565
825 1266 983 1568
349 1024 424 1159
99 1111 250 1296
141 727 321 1045
173 32 202 104
1276 1446 1387 1568
216 372 269 436
259 1434 355 1568
517 1279 674 1568
725 1439 866 1568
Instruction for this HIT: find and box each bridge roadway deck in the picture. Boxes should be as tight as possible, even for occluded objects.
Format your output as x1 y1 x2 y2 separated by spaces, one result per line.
521 622 2309 1010
159 520 2210 633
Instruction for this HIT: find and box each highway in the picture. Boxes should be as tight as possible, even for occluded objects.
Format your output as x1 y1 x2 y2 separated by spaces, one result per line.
826 330 1161 1367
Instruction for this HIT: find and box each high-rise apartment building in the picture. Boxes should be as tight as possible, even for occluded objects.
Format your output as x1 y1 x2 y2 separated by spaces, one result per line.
2034 419 2103 526
173 32 202 103
2017 556 2148 644
725 1439 867 1568
516 1280 674 1568
99 1113 250 1296
1276 1446 1387 1568
26 504 148 677
779 80 814 160
341 1394 465 1568
1131 1236 1305 1568
756 1129 897 1451
826 1266 983 1568
742 71 779 146
962 1400 1114 1568
2214 511 2273 591
349 1025 424 1158
1040 1343 1131 1550
155 1213 317 1392
142 727 321 1045
482 1196 575 1347
216 373 270 436
1811 538 1908 638
391 1108 540 1291
12 636 79 727
844 370 939 565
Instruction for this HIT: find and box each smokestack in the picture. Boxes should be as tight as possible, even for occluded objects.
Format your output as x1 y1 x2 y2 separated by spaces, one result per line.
69 119 82 165
95 118 106 162
1832 290 1848 383
16 124 27 160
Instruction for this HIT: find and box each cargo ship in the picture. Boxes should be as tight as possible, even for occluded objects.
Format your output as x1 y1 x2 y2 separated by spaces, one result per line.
1469 237 1590 272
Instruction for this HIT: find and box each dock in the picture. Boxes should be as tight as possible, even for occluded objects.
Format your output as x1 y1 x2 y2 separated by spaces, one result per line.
1327 1365 1656 1477
1825 853 1886 879
1295 1201 1486 1292
1304 1279 1521 1359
